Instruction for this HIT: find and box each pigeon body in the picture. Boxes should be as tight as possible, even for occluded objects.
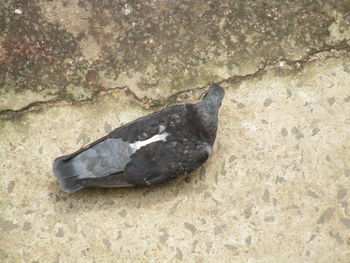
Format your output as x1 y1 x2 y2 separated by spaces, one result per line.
53 84 225 193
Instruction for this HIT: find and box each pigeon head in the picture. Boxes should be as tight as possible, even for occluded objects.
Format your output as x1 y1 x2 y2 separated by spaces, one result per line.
195 83 225 143
201 83 225 109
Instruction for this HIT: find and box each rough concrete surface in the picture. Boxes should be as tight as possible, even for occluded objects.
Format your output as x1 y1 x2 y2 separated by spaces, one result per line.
1 0 350 262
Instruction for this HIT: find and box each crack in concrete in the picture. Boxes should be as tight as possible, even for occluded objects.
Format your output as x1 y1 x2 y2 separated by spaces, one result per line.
1 46 349 121
0 85 128 121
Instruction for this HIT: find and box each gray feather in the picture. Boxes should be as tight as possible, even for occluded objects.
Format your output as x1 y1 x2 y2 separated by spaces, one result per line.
72 138 133 178
53 138 133 193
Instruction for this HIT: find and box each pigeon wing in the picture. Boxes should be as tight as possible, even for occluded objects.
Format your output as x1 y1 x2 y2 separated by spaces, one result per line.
124 139 209 186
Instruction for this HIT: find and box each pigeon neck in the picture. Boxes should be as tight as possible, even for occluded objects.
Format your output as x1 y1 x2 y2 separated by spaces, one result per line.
194 101 219 144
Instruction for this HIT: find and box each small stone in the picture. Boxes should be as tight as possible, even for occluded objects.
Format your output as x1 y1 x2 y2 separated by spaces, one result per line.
122 5 131 15
199 166 206 181
335 232 344 245
340 217 350 228
237 103 245 109
337 189 347 199
116 231 122 240
224 244 237 252
317 208 335 224
59 147 66 154
345 169 350 177
103 239 111 249
54 195 60 202
245 235 252 245
258 62 265 69
214 224 226 235
7 181 15 193
184 222 196 235
56 228 64 237
14 9 22 14
307 190 320 198
220 161 226 175
273 198 277 206
281 128 288 137
229 155 237 162
22 222 31 231
244 206 252 218
76 133 91 145
103 200 115 205
262 189 270 202
291 127 304 139
175 247 183 261
118 209 127 218
104 122 112 133
0 217 18 231
85 70 99 85
328 97 335 105
9 141 18 151
264 216 275 222
307 234 316 243
169 200 182 215
278 60 286 67
263 98 273 107
159 228 169 244
179 3 189 10
192 240 198 252
312 128 320 136
275 176 286 184
200 192 209 201
205 241 213 254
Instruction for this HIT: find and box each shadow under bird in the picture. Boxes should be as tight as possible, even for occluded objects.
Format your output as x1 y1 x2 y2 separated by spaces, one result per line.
53 84 225 193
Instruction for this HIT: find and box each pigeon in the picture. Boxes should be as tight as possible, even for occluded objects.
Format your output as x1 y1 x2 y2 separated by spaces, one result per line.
53 83 225 193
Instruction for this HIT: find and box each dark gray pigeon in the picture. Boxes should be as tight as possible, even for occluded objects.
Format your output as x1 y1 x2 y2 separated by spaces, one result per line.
53 83 225 193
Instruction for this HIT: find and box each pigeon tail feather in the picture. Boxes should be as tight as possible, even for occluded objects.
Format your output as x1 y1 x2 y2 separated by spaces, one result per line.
53 157 84 193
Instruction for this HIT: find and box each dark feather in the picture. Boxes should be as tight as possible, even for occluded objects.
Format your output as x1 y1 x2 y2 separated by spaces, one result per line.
124 139 209 186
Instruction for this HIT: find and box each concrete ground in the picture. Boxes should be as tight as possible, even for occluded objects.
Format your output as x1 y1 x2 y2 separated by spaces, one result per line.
1 0 350 262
